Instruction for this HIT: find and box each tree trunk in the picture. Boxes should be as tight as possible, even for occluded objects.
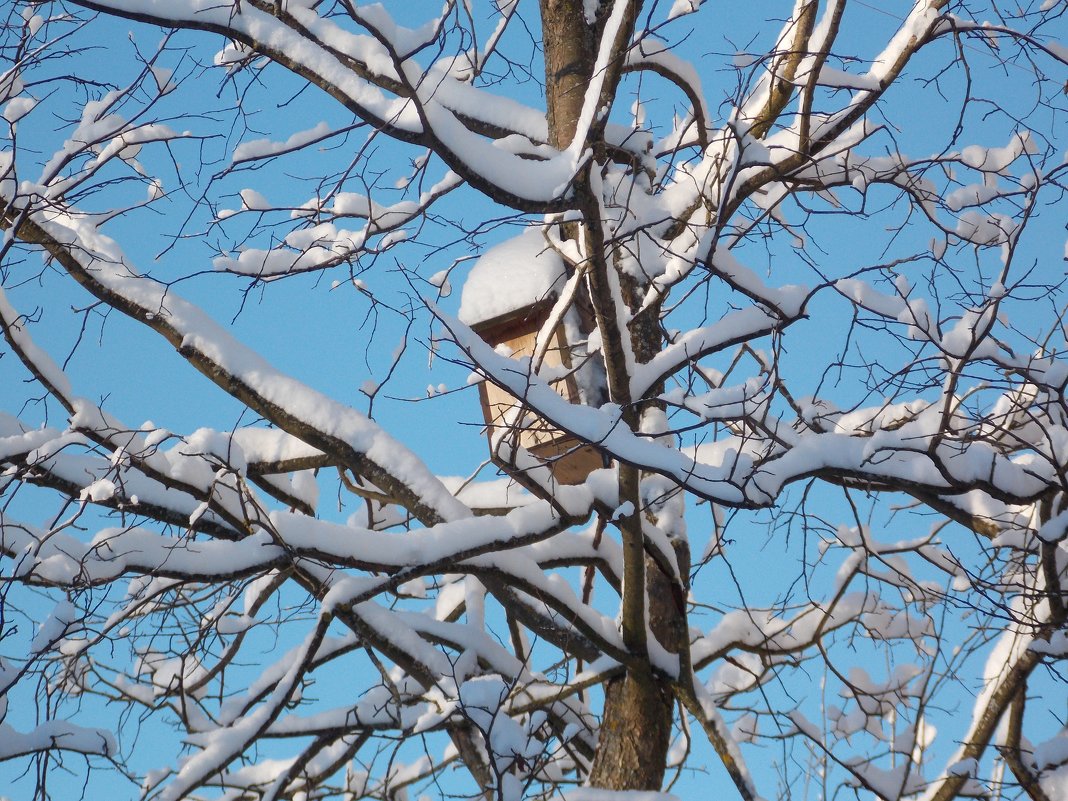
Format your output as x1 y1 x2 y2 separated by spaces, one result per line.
542 0 683 790
587 667 673 790
588 548 687 789
540 0 597 150
539 6 683 786
588 273 687 790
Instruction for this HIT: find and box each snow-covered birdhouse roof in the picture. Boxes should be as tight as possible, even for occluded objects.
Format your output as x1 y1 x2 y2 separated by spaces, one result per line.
458 228 567 330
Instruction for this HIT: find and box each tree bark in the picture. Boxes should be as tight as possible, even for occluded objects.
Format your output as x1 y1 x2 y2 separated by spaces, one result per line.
587 664 674 790
588 547 687 790
539 1 682 791
541 0 597 150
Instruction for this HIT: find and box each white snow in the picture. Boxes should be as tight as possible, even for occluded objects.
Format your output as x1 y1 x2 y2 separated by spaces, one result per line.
0 719 116 760
239 188 271 211
458 228 567 326
232 121 333 163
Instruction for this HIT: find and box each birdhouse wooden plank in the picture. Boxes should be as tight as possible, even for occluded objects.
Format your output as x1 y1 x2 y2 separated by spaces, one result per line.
459 230 603 485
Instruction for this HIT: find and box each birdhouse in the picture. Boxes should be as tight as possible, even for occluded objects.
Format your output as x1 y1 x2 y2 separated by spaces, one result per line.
458 230 603 485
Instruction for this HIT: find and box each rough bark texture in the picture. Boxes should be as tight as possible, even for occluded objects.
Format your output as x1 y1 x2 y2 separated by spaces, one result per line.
587 665 674 790
541 0 596 149
588 548 687 790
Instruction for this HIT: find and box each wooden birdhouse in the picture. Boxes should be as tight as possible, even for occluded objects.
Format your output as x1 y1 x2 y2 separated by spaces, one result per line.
459 230 603 485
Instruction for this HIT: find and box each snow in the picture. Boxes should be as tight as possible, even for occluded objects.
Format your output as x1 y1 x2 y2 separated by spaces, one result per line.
2 96 37 123
330 192 372 217
868 3 940 86
418 91 585 204
958 131 1035 173
817 65 880 91
215 173 461 277
232 121 332 163
1034 730 1068 770
946 757 978 777
626 39 710 139
428 269 452 297
3 523 282 586
342 2 441 58
240 188 271 211
0 719 116 760
30 600 79 653
1041 765 1068 800
438 474 533 510
0 420 60 462
955 210 1017 245
150 65 175 95
269 499 594 576
1031 630 1068 658
635 306 781 396
230 426 324 466
667 0 701 21
693 592 870 668
80 478 117 502
457 674 542 775
458 228 567 326
155 623 326 801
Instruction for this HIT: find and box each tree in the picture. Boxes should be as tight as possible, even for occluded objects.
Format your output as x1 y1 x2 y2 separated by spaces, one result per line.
0 0 1066 799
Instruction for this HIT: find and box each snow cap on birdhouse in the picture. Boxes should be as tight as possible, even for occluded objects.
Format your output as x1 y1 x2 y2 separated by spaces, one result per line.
458 228 567 329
